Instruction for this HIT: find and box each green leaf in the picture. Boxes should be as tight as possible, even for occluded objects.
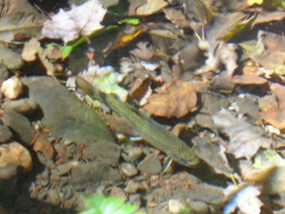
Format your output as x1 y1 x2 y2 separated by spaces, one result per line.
118 18 140 25
61 25 119 58
253 149 285 168
218 13 257 42
93 72 128 101
80 195 145 214
61 45 74 59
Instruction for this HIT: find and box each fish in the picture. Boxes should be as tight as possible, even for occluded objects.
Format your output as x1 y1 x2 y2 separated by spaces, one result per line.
76 76 199 167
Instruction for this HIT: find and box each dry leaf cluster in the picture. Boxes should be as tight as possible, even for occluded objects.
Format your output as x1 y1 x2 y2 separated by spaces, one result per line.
1 0 285 213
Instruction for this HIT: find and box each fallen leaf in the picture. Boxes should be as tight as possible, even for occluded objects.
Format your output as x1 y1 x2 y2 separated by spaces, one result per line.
218 43 239 76
241 31 285 76
232 73 268 85
254 12 285 25
186 0 215 27
212 109 271 159
253 150 285 194
129 42 155 61
135 0 169 16
103 26 144 54
142 81 198 118
192 133 234 178
32 132 54 158
240 150 285 195
163 7 192 29
0 14 43 43
261 83 285 130
259 95 278 113
42 0 107 43
203 12 252 74
218 13 257 42
70 62 129 101
256 0 285 9
224 185 263 214
203 41 238 76
0 0 44 43
247 0 263 6
177 41 205 73
128 77 152 105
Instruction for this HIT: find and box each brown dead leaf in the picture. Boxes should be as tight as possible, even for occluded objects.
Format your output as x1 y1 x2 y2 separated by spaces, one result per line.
192 134 234 178
163 7 192 29
213 109 271 159
129 77 152 105
134 0 169 16
225 185 263 214
207 12 248 43
187 0 215 27
261 83 285 130
142 81 197 118
232 73 268 85
129 42 155 61
171 123 187 137
240 150 285 195
32 132 54 158
0 0 45 43
243 31 285 76
103 27 145 54
254 12 285 26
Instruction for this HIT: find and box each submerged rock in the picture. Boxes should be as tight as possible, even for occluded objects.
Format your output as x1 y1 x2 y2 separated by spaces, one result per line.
22 76 115 143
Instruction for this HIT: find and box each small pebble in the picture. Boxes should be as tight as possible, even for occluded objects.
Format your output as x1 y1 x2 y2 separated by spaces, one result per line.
46 189 61 206
0 165 19 179
82 140 121 166
127 147 143 162
198 39 209 51
63 194 80 210
110 186 127 201
125 180 140 194
0 125 13 144
2 98 38 114
37 190 48 201
120 162 138 177
188 201 209 214
1 76 24 99
50 173 62 183
138 180 148 191
70 162 121 184
168 199 186 213
137 154 162 175
0 206 10 214
56 161 80 176
129 194 141 208
122 146 143 162
2 110 36 145
147 201 157 208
